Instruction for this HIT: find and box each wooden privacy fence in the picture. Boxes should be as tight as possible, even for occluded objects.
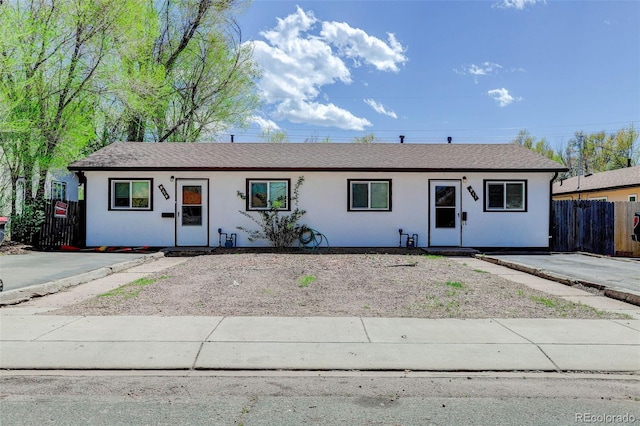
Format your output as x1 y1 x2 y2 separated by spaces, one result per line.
613 201 640 257
35 200 84 248
552 200 640 257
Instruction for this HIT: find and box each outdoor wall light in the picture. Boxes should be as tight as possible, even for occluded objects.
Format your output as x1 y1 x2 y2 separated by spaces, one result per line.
462 176 467 183
170 176 174 182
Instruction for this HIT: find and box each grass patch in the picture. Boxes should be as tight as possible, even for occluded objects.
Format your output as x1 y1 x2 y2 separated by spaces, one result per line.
445 281 464 288
530 296 558 308
409 295 443 311
529 295 619 318
474 269 488 274
445 300 460 316
423 254 444 260
298 275 316 288
98 276 164 299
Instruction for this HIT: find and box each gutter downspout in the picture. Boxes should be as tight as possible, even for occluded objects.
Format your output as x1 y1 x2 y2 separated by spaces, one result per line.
75 171 87 248
549 172 559 251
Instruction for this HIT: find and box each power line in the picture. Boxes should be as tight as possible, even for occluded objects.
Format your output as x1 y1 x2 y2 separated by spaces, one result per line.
227 122 637 143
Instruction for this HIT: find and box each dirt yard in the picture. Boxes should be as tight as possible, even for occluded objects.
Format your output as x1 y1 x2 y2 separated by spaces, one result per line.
52 252 624 319
0 240 32 255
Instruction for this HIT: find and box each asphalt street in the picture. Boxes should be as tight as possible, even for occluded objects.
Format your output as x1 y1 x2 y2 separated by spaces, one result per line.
1 374 638 426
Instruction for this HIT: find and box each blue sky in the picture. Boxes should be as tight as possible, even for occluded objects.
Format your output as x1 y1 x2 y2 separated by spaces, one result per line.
230 0 639 148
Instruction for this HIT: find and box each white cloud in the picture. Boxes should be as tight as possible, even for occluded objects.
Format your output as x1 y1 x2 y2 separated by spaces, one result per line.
251 116 281 132
320 23 407 72
455 62 503 83
468 62 502 76
487 88 522 107
493 0 545 10
364 99 397 119
246 6 407 131
276 99 372 131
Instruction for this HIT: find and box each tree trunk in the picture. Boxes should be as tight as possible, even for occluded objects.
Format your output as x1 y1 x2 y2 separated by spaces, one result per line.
126 115 146 142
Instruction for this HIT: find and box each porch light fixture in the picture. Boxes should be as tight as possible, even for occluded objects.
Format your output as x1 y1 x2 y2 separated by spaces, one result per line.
170 176 174 182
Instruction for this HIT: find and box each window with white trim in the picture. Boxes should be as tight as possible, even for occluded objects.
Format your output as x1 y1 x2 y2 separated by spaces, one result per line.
247 179 290 211
628 195 637 202
109 179 152 210
51 181 67 201
348 179 391 211
484 180 526 211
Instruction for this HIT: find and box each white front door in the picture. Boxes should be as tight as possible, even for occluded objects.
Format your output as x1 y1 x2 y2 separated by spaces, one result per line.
429 180 461 247
176 179 208 246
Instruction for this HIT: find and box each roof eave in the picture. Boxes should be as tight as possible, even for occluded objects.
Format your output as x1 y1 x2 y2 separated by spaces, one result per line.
68 165 568 173
553 182 640 195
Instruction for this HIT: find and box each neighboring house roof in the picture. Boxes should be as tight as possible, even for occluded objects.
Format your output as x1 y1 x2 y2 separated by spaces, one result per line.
553 165 640 195
68 142 568 172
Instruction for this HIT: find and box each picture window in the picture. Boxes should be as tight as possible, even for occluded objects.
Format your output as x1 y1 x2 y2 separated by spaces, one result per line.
348 180 391 211
109 179 152 210
247 179 290 211
484 180 526 212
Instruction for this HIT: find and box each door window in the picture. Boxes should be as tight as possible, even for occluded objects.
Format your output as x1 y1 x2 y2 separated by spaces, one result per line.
182 185 202 226
435 185 456 228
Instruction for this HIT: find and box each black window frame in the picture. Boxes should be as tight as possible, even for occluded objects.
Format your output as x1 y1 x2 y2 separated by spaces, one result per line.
483 179 527 212
246 178 291 211
108 178 154 211
347 179 392 212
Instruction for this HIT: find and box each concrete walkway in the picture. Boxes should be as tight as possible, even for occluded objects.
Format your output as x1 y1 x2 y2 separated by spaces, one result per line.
0 255 639 372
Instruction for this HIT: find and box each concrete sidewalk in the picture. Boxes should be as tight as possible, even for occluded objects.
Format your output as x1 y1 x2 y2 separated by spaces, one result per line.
1 313 639 372
1 254 639 373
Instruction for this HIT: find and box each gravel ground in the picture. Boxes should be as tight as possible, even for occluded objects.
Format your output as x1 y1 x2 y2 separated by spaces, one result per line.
0 240 32 255
53 252 625 319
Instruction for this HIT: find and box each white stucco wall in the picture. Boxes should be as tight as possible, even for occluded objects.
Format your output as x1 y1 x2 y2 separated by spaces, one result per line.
83 170 555 248
458 172 553 247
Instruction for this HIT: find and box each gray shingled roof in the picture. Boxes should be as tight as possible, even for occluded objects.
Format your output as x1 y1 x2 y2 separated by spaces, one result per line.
68 142 568 172
553 165 640 194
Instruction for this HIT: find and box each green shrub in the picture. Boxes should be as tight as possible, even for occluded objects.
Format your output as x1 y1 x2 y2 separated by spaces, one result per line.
10 198 45 244
237 176 306 248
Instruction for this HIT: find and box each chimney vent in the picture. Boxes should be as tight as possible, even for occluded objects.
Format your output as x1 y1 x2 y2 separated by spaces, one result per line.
628 158 632 167
399 135 405 144
231 134 234 143
447 136 452 144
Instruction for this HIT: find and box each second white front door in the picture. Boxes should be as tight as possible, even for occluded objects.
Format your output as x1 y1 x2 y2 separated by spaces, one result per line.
429 180 461 247
176 179 208 246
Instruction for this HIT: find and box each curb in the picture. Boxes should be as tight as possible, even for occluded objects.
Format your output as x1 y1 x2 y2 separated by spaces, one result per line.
0 252 164 306
476 255 640 307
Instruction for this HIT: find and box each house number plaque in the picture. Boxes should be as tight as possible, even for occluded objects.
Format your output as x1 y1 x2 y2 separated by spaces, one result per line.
158 184 170 200
466 185 479 201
